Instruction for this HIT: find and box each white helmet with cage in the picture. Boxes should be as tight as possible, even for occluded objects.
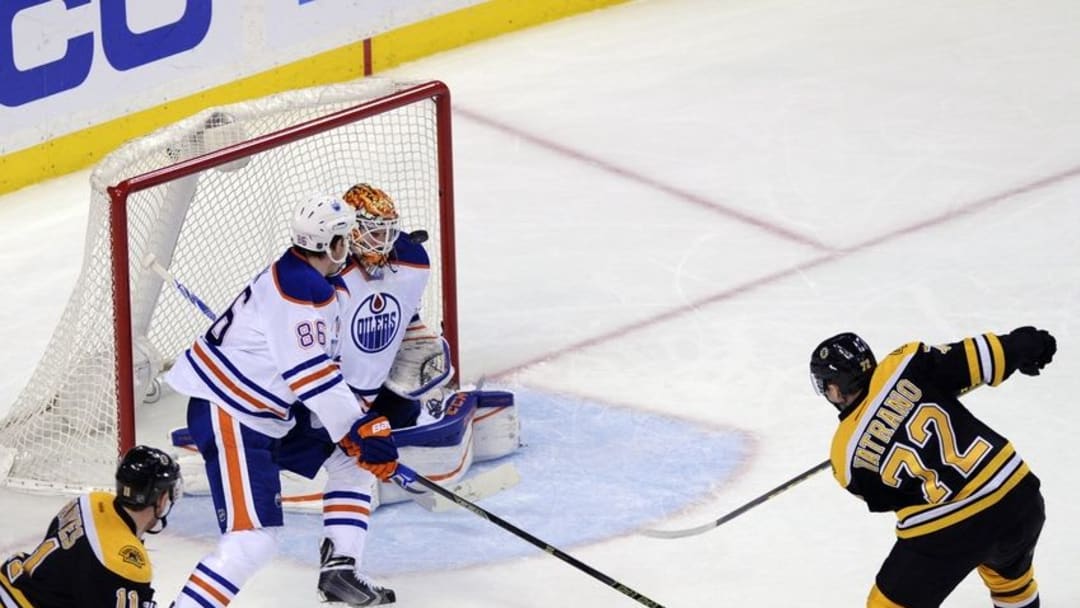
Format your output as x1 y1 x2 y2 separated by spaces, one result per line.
342 183 401 272
290 193 356 265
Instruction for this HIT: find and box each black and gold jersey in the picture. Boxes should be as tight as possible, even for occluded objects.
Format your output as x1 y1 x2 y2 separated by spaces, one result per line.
0 492 154 608
829 333 1032 539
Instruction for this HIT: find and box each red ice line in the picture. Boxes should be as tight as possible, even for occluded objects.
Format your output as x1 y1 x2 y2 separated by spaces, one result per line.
457 108 831 252
457 109 1080 380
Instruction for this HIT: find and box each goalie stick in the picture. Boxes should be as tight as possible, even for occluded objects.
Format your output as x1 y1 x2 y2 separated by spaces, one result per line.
392 463 668 608
639 459 831 539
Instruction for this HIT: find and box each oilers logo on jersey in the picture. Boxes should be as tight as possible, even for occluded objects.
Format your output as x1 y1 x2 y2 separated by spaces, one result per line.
350 293 401 353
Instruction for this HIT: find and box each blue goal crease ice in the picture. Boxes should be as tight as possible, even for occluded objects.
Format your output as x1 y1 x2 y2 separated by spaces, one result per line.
165 386 750 574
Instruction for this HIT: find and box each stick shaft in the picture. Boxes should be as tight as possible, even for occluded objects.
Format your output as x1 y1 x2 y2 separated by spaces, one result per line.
397 464 667 607
715 459 831 526
641 459 831 539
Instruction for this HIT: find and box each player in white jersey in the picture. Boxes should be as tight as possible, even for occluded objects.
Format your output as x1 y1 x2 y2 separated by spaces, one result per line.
292 183 453 606
166 194 400 607
337 183 453 424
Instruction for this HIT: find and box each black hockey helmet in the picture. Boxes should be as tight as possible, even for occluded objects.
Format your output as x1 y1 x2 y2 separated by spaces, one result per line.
116 445 182 510
809 332 877 398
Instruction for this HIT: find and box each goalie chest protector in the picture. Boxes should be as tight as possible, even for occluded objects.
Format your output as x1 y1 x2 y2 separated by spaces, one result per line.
336 238 430 396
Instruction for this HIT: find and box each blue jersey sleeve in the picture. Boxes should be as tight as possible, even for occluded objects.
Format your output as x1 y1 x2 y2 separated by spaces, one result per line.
392 235 430 268
273 250 337 306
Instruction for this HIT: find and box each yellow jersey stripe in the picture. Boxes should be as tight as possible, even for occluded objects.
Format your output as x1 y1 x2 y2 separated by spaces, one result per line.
0 570 34 608
867 584 905 608
986 333 1006 386
951 443 1016 502
832 344 920 487
896 462 1029 538
978 564 1039 606
895 443 1016 520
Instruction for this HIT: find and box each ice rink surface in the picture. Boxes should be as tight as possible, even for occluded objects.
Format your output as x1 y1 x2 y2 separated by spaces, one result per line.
2 1 1080 605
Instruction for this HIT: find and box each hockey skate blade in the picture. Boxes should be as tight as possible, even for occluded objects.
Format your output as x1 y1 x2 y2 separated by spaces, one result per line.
427 462 521 512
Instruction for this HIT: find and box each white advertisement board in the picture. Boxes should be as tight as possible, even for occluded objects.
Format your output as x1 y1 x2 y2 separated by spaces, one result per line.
0 0 482 155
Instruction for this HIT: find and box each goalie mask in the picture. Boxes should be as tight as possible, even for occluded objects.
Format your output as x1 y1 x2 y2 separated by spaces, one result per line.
343 183 401 272
290 193 357 266
809 332 876 410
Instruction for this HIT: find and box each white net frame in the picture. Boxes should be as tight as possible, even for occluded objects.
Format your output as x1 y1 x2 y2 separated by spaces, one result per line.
0 79 457 492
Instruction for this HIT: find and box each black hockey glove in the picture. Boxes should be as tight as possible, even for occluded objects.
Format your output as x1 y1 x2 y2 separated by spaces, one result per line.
1004 326 1056 376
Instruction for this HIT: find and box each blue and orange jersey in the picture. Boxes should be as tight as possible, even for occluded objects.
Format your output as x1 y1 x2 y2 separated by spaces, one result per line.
165 249 363 441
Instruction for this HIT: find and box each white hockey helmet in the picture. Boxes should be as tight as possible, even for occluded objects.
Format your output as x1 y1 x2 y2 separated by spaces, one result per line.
290 193 357 265
342 183 400 270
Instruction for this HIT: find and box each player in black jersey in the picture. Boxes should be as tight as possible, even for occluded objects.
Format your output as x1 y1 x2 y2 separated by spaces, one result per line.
809 327 1055 608
0 445 182 608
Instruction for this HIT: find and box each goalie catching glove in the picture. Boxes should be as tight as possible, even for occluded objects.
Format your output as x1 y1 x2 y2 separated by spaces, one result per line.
385 322 454 399
339 413 398 481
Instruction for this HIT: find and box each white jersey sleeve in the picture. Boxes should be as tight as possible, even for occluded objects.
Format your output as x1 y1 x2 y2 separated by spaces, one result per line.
165 249 363 441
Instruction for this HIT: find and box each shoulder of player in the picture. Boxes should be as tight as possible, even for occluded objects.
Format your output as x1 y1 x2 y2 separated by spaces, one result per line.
883 341 924 360
872 341 925 373
326 272 349 297
83 492 153 584
854 341 925 401
270 249 336 307
391 234 429 268
831 342 930 489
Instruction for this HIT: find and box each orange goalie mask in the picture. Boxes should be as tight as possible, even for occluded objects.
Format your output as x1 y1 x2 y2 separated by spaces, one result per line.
343 183 401 271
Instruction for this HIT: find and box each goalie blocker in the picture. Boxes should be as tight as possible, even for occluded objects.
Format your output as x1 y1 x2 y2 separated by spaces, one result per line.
173 389 521 510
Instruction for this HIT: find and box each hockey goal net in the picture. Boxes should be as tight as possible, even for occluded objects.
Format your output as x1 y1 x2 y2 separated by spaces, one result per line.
0 79 457 492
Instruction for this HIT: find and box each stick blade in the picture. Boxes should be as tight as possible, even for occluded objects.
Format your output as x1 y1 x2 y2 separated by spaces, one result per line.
637 523 716 539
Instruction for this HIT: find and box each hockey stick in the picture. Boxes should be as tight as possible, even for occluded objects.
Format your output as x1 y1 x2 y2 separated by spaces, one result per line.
142 254 217 321
639 459 831 539
392 464 668 608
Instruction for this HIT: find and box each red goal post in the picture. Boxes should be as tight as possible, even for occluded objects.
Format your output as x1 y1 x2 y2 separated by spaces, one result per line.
0 79 458 492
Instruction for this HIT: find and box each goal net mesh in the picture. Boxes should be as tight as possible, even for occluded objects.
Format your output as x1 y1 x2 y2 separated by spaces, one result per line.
0 79 451 491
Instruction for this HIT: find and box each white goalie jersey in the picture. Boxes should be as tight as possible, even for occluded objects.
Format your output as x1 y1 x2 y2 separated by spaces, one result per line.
337 235 438 402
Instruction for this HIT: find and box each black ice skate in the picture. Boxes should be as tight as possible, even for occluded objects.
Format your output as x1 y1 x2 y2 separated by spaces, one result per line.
318 539 396 606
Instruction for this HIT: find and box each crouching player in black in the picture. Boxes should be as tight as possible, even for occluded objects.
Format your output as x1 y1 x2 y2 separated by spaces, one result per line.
809 327 1055 608
0 445 182 608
